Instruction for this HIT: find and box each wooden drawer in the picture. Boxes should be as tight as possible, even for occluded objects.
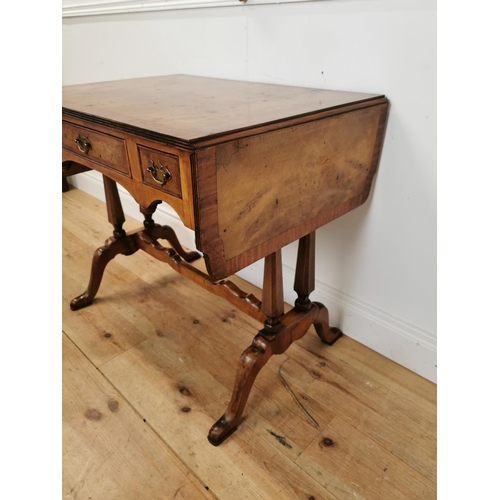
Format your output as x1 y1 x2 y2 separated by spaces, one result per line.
137 145 182 199
62 121 130 176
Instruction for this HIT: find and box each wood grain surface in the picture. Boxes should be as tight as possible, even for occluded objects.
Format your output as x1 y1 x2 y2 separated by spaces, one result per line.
63 187 436 500
216 105 383 261
63 74 383 144
193 102 388 279
62 120 130 176
62 333 211 500
63 75 389 280
62 115 196 229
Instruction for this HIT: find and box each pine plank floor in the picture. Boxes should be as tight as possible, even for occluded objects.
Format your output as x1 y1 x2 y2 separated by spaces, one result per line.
62 187 437 500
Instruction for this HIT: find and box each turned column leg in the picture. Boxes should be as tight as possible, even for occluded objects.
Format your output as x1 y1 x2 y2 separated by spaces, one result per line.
139 201 161 229
103 175 126 238
294 232 316 311
262 250 284 331
70 176 137 310
294 232 343 345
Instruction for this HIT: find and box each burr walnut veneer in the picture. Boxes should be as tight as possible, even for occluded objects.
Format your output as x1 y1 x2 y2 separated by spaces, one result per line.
62 74 388 445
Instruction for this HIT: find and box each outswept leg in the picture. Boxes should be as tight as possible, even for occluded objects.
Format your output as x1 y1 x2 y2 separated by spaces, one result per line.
208 334 273 445
70 235 138 310
71 176 135 310
208 302 341 445
312 302 343 345
208 235 343 445
209 250 285 445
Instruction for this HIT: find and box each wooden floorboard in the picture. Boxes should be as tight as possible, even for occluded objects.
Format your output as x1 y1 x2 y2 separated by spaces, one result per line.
62 333 212 500
62 186 437 500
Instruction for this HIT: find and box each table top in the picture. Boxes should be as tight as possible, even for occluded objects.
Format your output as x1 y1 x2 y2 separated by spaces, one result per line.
62 74 384 145
62 74 388 279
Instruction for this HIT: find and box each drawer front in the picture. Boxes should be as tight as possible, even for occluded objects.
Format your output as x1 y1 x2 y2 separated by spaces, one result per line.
62 121 130 176
138 145 182 199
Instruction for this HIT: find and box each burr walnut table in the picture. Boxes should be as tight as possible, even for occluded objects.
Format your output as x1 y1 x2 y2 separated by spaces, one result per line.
62 74 389 445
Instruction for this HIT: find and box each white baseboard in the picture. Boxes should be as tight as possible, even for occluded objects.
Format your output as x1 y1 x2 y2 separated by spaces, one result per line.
69 171 437 383
237 263 437 383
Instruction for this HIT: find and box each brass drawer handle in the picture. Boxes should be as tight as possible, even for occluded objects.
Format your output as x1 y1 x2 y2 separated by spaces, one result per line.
74 133 91 154
146 159 172 186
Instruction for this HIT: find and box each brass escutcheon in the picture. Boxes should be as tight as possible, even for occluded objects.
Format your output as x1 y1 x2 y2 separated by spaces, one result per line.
74 133 91 154
146 159 172 186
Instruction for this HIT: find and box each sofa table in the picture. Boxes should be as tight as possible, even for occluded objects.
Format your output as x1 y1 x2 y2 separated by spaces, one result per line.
62 74 389 445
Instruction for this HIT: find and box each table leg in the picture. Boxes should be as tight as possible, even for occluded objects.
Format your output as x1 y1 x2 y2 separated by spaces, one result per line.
294 232 316 311
70 235 138 310
294 232 343 344
70 189 201 311
262 249 284 331
208 250 284 445
62 160 91 193
103 176 126 238
208 233 342 446
70 176 136 310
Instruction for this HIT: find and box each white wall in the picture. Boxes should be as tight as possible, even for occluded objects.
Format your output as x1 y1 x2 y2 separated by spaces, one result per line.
63 0 437 382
